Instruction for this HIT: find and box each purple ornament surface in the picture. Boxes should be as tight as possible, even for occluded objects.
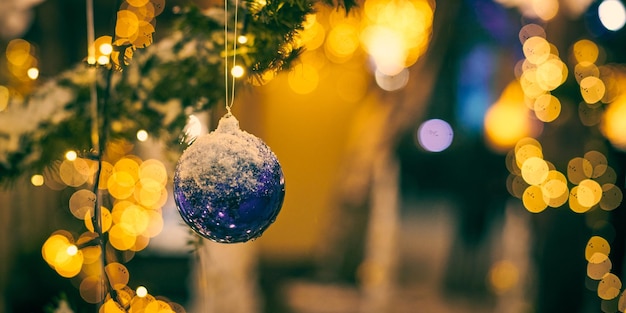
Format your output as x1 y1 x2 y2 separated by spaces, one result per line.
173 114 285 243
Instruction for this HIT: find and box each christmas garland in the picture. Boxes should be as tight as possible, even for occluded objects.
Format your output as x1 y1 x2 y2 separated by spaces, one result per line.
0 0 319 183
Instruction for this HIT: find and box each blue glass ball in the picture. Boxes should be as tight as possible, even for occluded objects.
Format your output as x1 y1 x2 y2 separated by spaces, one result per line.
173 114 285 243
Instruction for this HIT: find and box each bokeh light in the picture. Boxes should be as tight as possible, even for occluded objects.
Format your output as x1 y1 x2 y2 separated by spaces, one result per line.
41 144 172 307
288 63 319 94
518 24 546 43
533 94 561 122
361 26 406 75
496 0 562 21
577 179 602 207
531 0 559 21
375 68 409 91
237 35 248 44
0 85 9 112
136 129 149 142
105 262 130 290
574 61 599 83
5 39 31 66
590 236 611 259
601 94 626 150
488 260 519 294
557 150 623 214
30 174 44 186
5 38 39 82
109 0 162 69
598 273 622 300
360 0 433 76
484 82 535 151
572 39 599 64
98 55 110 65
99 43 113 55
136 286 148 297
80 275 106 304
580 76 606 104
587 257 611 280
541 170 569 207
27 67 39 80
231 65 245 78
93 36 113 65
66 244 78 256
523 36 551 65
416 119 454 152
65 150 78 161
505 137 587 211
298 14 325 50
521 156 549 185
598 0 626 31
325 22 360 64
600 183 623 211
41 233 84 278
85 207 113 233
523 185 548 213
579 101 603 126
516 24 568 123
69 189 97 220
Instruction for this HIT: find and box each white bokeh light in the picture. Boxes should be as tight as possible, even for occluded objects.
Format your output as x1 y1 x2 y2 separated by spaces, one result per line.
417 119 454 152
136 129 149 142
375 68 409 91
136 286 148 298
599 0 626 31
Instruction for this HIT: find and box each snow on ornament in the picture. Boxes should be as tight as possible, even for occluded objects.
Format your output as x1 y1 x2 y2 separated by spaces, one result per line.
173 114 285 243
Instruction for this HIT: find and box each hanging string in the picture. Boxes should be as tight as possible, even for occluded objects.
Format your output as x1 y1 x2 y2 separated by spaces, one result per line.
224 0 240 114
86 0 99 155
85 0 104 240
224 0 229 114
229 0 239 111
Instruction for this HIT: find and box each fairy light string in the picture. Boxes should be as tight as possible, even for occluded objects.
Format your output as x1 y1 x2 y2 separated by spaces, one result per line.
87 0 126 307
85 0 107 305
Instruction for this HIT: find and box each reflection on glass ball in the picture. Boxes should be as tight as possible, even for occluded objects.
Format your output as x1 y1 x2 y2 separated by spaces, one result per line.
173 114 285 243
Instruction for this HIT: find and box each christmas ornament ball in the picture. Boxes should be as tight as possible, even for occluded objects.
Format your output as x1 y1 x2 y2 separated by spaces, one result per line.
173 114 285 243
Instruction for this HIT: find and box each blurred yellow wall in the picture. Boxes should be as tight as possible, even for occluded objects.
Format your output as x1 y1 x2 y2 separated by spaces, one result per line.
236 55 372 261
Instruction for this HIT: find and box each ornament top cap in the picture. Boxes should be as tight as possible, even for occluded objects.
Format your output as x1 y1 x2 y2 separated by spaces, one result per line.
216 113 240 134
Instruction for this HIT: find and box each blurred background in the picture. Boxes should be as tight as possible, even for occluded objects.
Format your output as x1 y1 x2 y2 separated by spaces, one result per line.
2 0 626 312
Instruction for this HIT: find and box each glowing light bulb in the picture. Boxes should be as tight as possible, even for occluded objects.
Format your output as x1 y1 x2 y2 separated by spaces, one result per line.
31 174 44 186
97 55 110 65
599 0 626 31
231 65 245 78
136 286 148 297
65 150 77 161
27 67 39 80
136 129 149 142
237 35 248 44
99 43 113 55
66 244 78 256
